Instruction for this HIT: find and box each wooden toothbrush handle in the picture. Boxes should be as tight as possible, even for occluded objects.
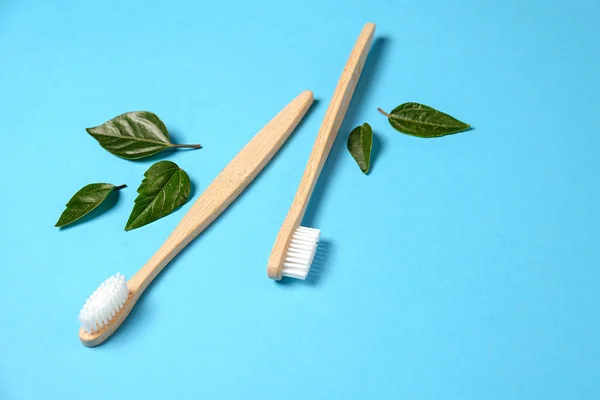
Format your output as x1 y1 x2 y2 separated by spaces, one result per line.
129 90 314 292
267 23 375 279
293 24 375 218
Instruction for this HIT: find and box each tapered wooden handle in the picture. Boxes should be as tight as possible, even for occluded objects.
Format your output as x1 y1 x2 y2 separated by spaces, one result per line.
267 23 376 280
129 90 314 292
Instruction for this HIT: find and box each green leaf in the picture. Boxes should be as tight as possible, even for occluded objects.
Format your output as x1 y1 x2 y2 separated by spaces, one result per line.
347 123 373 174
86 111 201 160
55 183 126 227
378 103 470 138
125 161 191 231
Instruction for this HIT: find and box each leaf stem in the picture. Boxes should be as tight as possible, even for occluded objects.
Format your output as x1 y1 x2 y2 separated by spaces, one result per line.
377 108 391 118
115 184 127 190
170 143 202 149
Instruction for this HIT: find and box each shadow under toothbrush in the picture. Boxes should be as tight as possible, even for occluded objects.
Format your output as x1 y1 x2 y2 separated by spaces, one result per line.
298 36 390 279
101 288 157 347
0 0 13 35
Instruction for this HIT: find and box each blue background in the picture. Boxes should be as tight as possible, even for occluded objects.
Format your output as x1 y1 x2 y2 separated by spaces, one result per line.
1 0 599 398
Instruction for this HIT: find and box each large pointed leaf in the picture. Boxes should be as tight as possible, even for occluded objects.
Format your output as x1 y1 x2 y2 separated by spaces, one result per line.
125 161 191 231
379 103 470 138
56 183 126 227
86 111 200 160
347 123 373 174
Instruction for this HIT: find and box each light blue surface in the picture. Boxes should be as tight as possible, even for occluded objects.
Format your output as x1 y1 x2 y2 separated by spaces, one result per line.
1 0 599 398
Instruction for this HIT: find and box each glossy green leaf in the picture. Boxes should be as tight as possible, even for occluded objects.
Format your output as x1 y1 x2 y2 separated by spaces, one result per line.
55 183 126 227
379 103 470 138
86 111 201 160
347 123 373 174
125 161 191 231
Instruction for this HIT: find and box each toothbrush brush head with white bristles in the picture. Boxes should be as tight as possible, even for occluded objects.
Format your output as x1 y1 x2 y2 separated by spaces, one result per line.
282 226 320 279
78 273 138 347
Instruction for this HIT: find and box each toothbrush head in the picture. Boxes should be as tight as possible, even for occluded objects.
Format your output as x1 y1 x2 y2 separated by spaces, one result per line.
78 273 134 347
269 225 320 280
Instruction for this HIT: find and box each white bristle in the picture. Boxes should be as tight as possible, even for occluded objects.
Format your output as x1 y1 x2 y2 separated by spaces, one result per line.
282 226 320 280
79 273 129 334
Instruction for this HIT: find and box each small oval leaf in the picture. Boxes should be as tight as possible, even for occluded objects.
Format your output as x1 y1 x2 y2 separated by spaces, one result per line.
86 111 201 160
55 183 125 227
347 123 373 174
380 103 470 138
125 161 191 231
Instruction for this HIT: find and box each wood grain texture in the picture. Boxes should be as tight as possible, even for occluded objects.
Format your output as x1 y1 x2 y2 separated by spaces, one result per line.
267 23 376 280
80 90 314 347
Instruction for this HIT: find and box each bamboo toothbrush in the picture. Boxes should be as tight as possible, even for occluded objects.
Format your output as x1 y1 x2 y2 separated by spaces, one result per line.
267 23 376 280
78 91 314 347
